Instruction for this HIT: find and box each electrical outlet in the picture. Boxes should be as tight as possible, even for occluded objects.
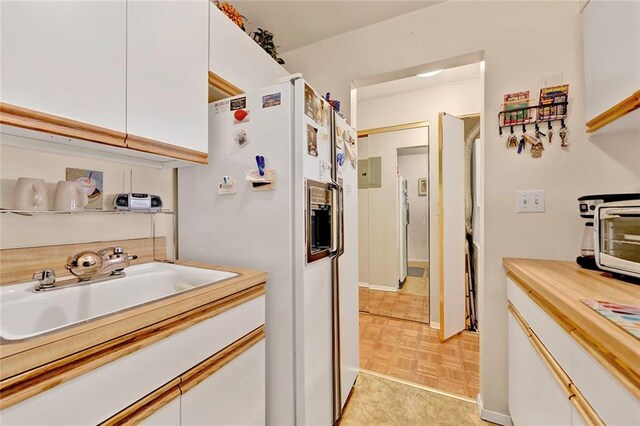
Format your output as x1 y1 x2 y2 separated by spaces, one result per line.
517 190 545 213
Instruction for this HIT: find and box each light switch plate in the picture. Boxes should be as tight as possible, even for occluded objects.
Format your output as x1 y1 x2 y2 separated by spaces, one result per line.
517 190 545 213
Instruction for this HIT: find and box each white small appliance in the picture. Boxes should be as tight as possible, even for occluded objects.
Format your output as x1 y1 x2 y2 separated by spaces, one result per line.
594 199 640 280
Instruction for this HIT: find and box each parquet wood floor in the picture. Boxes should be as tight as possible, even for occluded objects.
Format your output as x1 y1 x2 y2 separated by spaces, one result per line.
359 313 480 399
364 261 429 323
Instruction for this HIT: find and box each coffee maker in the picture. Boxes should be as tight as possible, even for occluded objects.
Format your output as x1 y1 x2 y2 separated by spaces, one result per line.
577 193 640 270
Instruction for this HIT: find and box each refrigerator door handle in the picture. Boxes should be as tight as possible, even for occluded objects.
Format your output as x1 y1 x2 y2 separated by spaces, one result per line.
328 182 340 258
337 184 345 257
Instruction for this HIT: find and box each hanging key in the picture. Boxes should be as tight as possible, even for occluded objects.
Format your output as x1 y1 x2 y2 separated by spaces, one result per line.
547 121 553 144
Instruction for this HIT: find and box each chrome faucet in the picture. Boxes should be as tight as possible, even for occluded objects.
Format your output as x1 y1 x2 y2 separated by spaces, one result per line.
32 246 137 292
95 246 138 276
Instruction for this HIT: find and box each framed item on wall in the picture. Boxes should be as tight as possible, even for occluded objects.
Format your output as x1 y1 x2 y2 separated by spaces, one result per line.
418 178 427 197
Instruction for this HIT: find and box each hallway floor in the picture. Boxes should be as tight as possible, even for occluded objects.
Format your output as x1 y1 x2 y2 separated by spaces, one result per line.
366 261 429 322
340 371 488 425
359 313 480 399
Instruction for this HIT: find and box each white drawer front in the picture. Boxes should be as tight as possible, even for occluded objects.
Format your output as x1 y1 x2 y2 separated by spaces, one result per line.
140 397 180 426
507 278 574 377
0 295 265 425
182 339 266 426
571 340 640 425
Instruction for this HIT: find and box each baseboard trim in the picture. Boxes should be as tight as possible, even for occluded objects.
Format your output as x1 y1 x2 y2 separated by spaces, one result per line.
430 321 440 330
368 284 398 292
476 394 512 426
358 282 369 288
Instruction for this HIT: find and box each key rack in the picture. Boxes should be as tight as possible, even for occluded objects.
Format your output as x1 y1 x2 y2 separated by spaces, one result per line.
498 100 568 135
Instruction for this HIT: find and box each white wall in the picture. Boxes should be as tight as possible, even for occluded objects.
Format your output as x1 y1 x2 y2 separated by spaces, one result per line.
358 137 370 285
357 78 481 324
284 1 640 417
0 138 175 255
397 153 429 262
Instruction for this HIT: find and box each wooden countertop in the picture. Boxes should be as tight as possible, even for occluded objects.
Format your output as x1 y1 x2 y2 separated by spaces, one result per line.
0 260 267 381
503 258 640 399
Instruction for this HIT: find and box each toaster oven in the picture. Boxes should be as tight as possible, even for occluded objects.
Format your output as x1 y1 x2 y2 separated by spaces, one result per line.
594 200 640 279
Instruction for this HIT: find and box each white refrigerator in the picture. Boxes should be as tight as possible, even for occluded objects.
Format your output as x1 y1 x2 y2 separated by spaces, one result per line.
398 175 409 285
178 77 359 425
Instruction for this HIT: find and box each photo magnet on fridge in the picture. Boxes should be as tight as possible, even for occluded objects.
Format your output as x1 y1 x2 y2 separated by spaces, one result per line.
262 93 281 108
304 84 315 120
233 128 248 146
234 109 249 123
307 124 318 157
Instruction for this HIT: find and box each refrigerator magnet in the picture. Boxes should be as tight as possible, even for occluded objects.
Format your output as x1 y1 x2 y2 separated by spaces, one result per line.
307 125 318 157
304 84 315 120
233 128 248 146
230 97 247 111
262 93 281 108
234 109 249 123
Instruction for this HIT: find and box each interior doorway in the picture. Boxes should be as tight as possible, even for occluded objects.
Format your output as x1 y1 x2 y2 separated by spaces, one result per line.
354 59 484 400
357 124 429 324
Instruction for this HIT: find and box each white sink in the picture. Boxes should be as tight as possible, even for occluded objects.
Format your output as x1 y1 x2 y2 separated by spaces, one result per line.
0 262 237 341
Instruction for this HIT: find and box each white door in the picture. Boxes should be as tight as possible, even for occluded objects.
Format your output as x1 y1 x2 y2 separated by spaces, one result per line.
127 0 209 153
438 112 466 341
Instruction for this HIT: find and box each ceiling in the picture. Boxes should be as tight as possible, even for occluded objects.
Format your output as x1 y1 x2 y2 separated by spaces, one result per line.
357 62 481 101
229 1 444 53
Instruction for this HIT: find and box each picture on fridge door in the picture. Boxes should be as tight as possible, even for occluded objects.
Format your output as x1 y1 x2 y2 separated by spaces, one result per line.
307 124 318 157
304 84 316 120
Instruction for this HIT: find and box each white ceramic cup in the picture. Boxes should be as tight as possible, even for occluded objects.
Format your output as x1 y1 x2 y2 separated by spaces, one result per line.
12 177 48 210
53 181 88 211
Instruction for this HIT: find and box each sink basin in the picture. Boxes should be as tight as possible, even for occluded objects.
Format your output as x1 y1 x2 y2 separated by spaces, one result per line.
0 262 238 341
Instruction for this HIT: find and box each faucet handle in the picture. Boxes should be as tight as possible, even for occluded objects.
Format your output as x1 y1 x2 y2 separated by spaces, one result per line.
113 246 124 255
33 269 56 286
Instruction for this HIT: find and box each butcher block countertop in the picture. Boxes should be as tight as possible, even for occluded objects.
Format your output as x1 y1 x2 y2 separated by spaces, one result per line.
0 261 267 383
503 258 640 399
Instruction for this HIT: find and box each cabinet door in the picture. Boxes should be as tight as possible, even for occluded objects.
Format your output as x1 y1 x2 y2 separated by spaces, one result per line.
126 0 209 154
181 340 266 426
582 0 640 121
508 310 572 426
139 398 180 426
0 0 126 132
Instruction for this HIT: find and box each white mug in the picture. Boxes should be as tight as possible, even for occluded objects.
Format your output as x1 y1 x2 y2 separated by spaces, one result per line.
54 181 88 212
13 178 48 210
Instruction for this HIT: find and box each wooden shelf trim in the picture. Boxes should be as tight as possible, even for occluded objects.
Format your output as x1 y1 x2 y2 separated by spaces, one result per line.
207 71 244 97
586 90 640 133
0 102 126 147
100 326 264 425
124 133 207 164
506 269 640 400
0 284 265 410
509 303 605 426
0 102 208 164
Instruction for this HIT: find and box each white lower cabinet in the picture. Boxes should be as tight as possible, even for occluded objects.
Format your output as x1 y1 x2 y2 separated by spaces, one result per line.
508 310 572 425
507 278 640 425
140 398 181 426
182 340 266 426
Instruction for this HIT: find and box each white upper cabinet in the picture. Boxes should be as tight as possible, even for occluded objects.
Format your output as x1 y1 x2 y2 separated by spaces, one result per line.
126 0 209 154
0 0 126 132
209 4 289 92
582 0 640 132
